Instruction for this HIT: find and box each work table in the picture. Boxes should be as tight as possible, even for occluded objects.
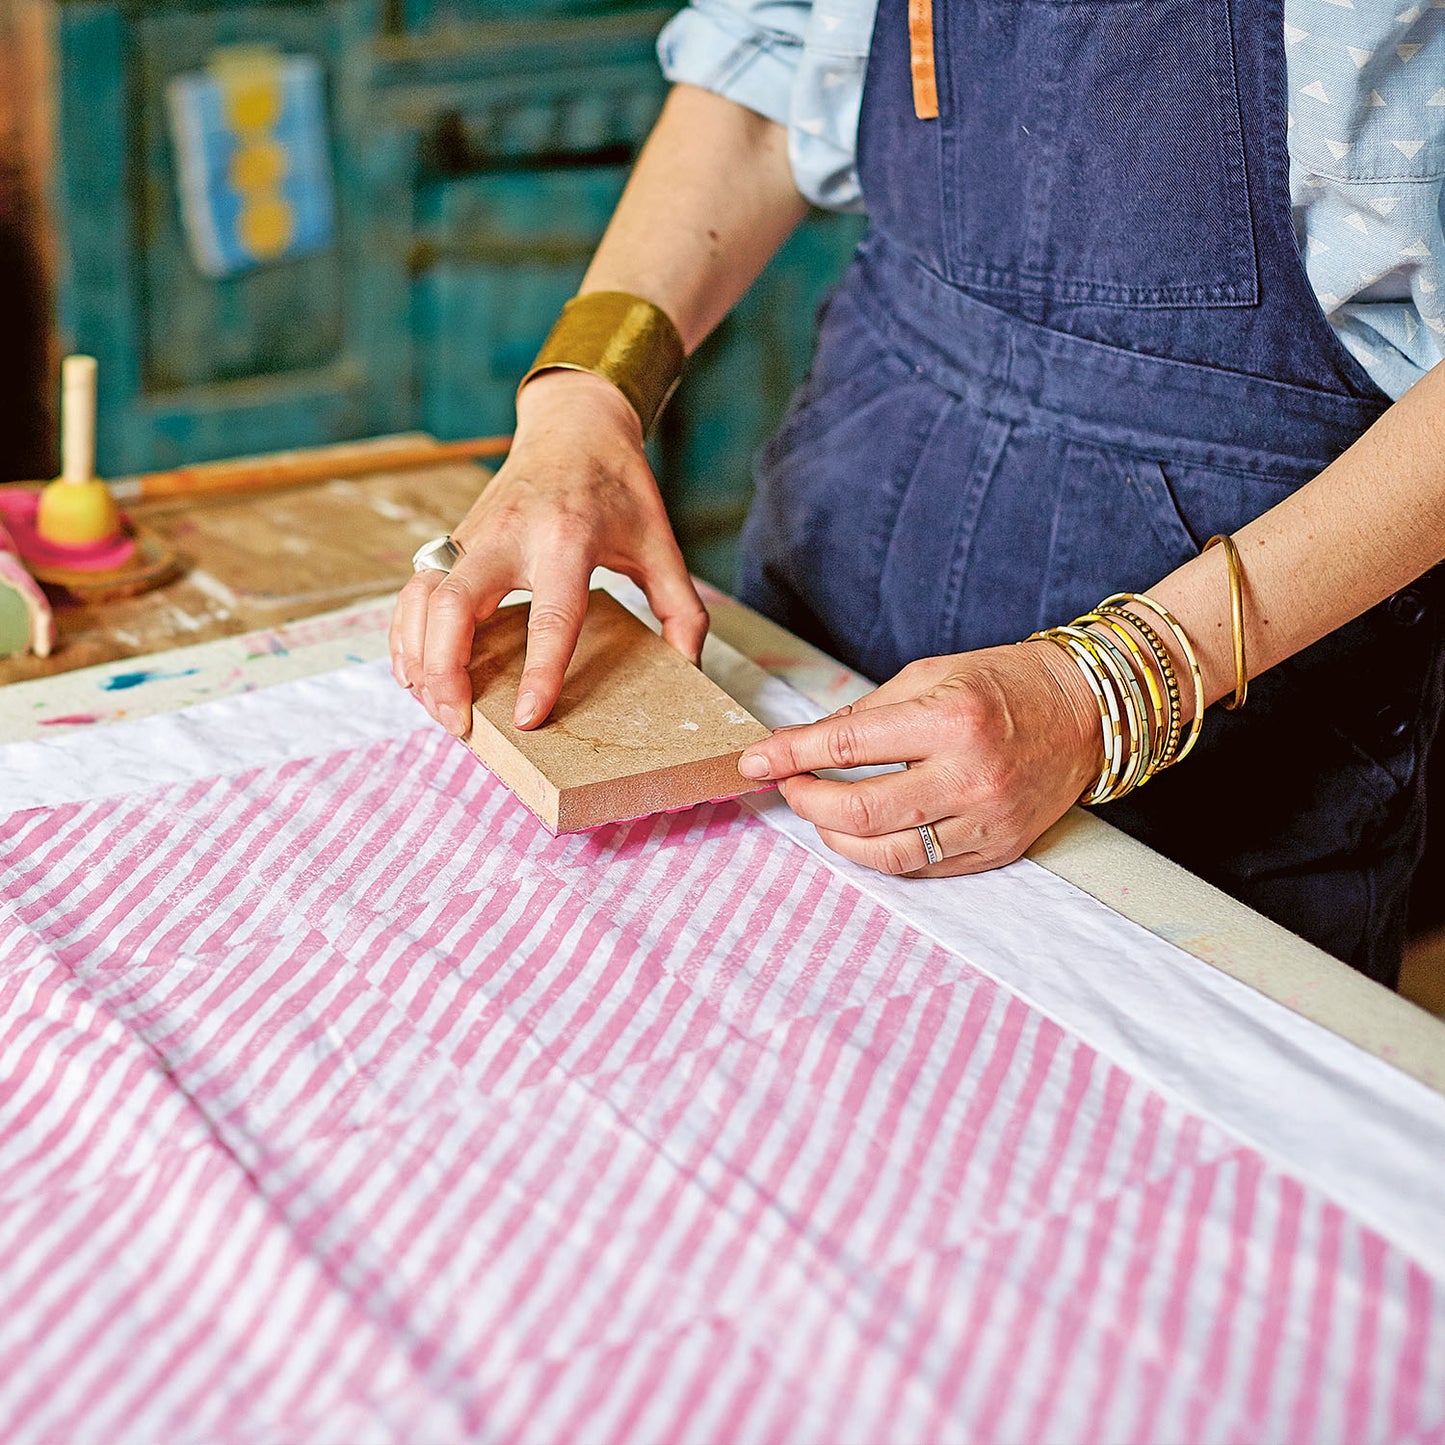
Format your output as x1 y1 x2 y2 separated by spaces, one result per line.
4 462 1443 1444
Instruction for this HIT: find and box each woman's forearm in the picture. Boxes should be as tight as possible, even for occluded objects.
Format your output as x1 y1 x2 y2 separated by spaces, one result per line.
1152 361 1445 709
577 84 810 354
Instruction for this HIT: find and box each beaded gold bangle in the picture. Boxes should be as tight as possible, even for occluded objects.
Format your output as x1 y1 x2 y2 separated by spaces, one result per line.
519 290 686 435
1202 533 1249 711
1101 591 1206 768
1093 605 1183 772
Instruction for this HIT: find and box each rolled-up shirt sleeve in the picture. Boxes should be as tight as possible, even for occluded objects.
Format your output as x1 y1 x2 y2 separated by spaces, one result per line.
656 0 813 129
657 0 873 212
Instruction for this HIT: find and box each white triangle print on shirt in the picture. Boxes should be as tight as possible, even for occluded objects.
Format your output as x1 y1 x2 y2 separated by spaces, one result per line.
1427 88 1445 106
1400 239 1433 257
1344 211 1370 234
1308 236 1330 255
1396 42 1423 59
1301 80 1331 103
1325 139 1354 159
1395 3 1423 19
1367 90 1387 107
1391 139 1426 158
1368 196 1401 215
1285 22 1309 42
1345 45 1374 66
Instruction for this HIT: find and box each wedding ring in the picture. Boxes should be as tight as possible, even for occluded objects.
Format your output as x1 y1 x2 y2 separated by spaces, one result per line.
917 821 943 866
412 535 464 574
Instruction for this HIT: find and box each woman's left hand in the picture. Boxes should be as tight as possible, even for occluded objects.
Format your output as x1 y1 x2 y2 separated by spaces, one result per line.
736 640 1106 877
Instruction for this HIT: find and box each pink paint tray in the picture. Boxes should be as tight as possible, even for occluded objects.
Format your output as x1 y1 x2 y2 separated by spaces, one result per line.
0 488 137 572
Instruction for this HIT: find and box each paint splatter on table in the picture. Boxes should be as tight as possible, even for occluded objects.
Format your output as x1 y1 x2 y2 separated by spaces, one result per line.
0 580 863 745
0 600 395 739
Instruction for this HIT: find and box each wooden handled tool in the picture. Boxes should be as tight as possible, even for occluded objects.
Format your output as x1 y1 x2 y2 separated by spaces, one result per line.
61 354 97 484
35 356 124 548
108 432 513 503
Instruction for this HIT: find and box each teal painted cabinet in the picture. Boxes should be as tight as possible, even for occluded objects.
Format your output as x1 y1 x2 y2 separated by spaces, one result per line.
38 0 862 587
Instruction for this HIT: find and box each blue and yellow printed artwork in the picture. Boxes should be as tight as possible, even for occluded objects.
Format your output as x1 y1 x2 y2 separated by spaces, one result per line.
167 48 336 279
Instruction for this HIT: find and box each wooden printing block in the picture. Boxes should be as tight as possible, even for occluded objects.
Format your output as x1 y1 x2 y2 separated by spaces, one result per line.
464 590 774 833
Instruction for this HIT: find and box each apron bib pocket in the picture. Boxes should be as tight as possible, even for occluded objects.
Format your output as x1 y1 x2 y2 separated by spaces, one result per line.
933 0 1258 308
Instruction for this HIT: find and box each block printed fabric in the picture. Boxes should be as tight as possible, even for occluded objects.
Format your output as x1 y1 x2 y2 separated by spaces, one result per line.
1 723 1442 1444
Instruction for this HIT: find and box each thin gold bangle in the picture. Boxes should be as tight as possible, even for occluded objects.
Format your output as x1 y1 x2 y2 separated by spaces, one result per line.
1033 631 1125 803
1101 591 1206 768
1202 533 1249 711
1056 632 1127 803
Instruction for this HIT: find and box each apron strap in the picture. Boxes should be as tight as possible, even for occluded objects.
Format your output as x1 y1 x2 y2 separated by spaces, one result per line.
907 0 939 119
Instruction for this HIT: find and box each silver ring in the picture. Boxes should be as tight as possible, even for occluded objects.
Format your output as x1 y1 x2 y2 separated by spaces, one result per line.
917 822 943 866
412 535 464 574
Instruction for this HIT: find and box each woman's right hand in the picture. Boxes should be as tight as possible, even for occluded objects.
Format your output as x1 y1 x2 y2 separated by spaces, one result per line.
389 369 709 738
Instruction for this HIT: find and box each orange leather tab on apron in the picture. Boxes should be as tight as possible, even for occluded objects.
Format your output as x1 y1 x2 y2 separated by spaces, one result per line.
908 0 939 119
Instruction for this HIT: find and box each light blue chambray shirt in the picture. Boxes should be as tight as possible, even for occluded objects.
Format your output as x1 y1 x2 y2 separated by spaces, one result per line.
658 0 1445 399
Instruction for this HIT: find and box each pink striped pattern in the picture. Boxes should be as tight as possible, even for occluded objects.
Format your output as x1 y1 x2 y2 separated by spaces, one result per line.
0 725 1441 1444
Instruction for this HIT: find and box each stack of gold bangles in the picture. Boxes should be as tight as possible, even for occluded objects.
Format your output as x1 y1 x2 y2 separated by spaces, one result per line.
1032 532 1248 806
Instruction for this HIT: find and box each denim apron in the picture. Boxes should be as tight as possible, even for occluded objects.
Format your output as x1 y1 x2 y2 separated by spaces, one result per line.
737 0 1445 985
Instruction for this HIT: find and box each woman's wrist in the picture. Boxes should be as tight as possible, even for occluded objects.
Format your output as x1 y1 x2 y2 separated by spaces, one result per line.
514 368 646 447
519 290 685 436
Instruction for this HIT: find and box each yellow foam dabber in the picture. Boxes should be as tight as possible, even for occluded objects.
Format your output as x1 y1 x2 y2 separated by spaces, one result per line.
36 355 123 549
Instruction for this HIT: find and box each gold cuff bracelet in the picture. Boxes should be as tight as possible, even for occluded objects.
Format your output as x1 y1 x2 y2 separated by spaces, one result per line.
519 291 686 436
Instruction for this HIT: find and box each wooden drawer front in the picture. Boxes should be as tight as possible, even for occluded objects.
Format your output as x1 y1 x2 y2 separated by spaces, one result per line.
52 1 393 474
402 21 666 436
